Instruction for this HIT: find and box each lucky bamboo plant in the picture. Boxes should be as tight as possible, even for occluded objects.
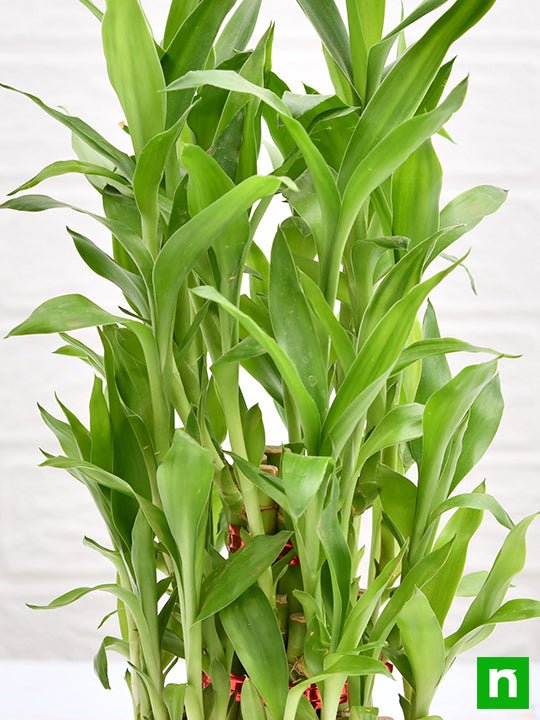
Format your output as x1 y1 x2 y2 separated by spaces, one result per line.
2 0 539 719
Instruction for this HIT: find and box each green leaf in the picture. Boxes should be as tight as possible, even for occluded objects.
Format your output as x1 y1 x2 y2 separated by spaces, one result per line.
318 485 352 635
294 0 353 79
447 514 538 647
77 0 104 21
166 70 340 266
102 0 166 155
56 333 104 375
431 492 513 530
341 0 496 183
68 229 149 315
133 117 186 255
39 404 80 459
164 684 187 720
397 590 445 719
281 452 331 519
339 548 405 652
376 464 417 541
89 376 113 471
323 257 464 453
336 80 468 278
487 599 540 624
215 0 263 65
359 233 435 342
8 159 128 195
183 143 249 298
269 228 328 413
7 294 120 337
451 375 504 490
0 193 151 277
366 0 449 98
411 361 499 561
28 582 159 674
212 336 265 368
153 174 281 359
356 404 424 473
240 678 266 720
163 0 198 47
41 454 132 494
394 338 511 375
220 584 289 720
230 453 289 511
370 540 454 646
440 184 508 233
456 571 488 598
94 636 129 690
350 709 379 720
422 485 484 624
162 0 236 124
131 511 158 640
300 271 355 372
197 532 291 622
0 83 134 177
157 431 214 607
392 140 442 246
193 286 321 453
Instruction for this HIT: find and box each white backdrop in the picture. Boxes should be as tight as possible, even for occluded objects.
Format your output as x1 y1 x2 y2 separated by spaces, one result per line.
0 0 539 672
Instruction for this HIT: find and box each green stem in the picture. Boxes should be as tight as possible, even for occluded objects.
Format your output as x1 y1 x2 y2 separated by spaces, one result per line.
214 364 273 599
322 675 346 720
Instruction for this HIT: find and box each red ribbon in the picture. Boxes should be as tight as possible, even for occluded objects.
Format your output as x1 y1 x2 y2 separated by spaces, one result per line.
202 672 347 709
303 680 348 710
227 524 245 553
277 537 300 565
230 673 246 701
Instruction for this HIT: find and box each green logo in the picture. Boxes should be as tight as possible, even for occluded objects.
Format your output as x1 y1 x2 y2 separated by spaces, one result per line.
477 657 530 709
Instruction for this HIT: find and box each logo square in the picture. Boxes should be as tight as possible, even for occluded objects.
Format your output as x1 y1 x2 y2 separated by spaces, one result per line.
477 657 530 710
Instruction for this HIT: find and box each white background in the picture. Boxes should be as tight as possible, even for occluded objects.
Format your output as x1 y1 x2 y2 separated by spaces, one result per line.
0 0 539 717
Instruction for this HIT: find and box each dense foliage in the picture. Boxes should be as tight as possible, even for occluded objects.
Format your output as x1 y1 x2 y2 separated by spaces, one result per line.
3 0 539 719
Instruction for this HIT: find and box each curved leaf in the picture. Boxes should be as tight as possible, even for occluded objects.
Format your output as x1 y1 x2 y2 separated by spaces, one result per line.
68 228 149 315
0 193 151 277
451 375 505 490
356 403 424 473
166 70 340 265
7 294 120 337
197 532 291 622
431 492 513 530
153 174 281 359
157 430 214 601
8 159 128 195
410 361 499 562
270 228 328 412
220 585 289 720
282 452 331 520
162 0 236 123
340 0 496 183
488 599 540 624
0 83 134 177
323 256 464 452
193 286 321 453
397 590 445 719
447 514 538 647
215 0 262 65
294 0 353 79
102 0 166 155
394 337 512 375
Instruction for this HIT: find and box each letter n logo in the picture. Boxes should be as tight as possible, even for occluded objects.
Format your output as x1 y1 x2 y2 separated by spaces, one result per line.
477 657 529 709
